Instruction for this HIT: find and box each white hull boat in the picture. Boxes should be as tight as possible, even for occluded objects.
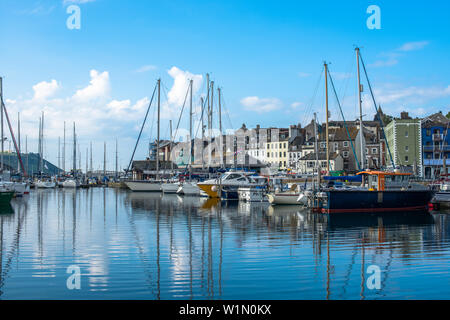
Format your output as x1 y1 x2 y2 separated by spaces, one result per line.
238 186 266 202
432 183 450 208
161 182 179 194
177 182 200 196
2 182 29 196
125 180 161 192
36 181 56 188
62 179 78 188
267 192 301 205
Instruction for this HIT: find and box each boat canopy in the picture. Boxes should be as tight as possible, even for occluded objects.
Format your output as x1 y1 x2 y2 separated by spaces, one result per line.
323 175 362 182
356 170 411 176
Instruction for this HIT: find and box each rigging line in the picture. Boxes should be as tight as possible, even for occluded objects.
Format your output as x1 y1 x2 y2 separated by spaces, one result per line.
358 51 395 168
220 89 233 130
194 95 207 139
172 81 192 143
125 82 157 174
337 57 355 121
328 69 361 171
302 68 324 127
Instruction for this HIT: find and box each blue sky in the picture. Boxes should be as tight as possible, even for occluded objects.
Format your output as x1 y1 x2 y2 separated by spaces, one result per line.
0 0 449 170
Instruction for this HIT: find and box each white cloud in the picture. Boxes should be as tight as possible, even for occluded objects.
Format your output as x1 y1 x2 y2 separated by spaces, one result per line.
135 65 157 73
161 67 203 119
240 96 282 113
298 72 311 78
72 70 110 102
291 102 303 108
370 58 398 67
32 79 60 101
397 41 429 52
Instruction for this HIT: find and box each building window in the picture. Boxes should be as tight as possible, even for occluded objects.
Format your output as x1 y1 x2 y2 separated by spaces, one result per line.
405 156 409 162
283 152 286 157
405 145 409 152
267 144 270 149
372 148 377 154
343 151 349 158
405 131 408 137
365 148 369 154
284 143 286 148
426 129 431 136
343 141 349 147
279 152 282 157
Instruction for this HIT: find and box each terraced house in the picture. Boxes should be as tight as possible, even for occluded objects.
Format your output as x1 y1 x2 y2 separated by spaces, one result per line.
384 112 422 175
421 111 450 179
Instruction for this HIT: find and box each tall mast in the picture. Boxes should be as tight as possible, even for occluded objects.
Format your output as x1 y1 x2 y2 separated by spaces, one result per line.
73 122 76 176
189 79 193 181
17 112 21 174
58 136 60 175
90 141 92 175
115 139 118 179
103 142 106 176
206 74 210 137
0 77 3 171
218 87 222 136
63 121 66 173
41 112 44 174
218 87 223 167
313 112 320 186
85 147 88 180
356 47 365 171
156 79 161 180
38 117 41 174
78 145 81 173
26 135 28 175
169 120 173 173
200 97 205 171
324 62 330 174
210 81 214 138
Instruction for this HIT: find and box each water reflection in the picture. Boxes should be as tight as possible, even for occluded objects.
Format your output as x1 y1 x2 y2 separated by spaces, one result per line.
0 189 449 299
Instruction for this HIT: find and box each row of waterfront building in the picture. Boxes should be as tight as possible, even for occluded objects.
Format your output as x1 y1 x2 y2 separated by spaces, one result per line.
142 109 449 180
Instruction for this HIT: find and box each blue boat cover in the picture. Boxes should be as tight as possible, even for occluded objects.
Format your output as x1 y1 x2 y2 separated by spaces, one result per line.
323 175 362 182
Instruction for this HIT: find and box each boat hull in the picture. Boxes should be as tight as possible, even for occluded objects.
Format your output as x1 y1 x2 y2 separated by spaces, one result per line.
161 183 179 194
432 191 450 209
36 181 56 188
267 193 301 205
125 181 161 192
323 190 433 214
177 182 200 196
0 191 14 208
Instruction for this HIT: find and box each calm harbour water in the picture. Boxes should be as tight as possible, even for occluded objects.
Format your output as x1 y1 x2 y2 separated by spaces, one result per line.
0 188 449 300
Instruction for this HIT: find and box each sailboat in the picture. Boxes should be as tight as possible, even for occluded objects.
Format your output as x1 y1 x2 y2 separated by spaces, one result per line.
319 48 432 213
63 123 79 188
125 79 162 192
176 79 201 196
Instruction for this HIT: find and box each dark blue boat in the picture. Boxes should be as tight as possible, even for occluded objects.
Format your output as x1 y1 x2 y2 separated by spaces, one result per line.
321 170 433 214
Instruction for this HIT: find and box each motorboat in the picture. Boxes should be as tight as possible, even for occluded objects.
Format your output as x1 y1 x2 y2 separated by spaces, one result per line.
238 186 266 202
197 171 267 199
35 180 56 188
432 183 450 209
62 179 79 188
177 181 200 196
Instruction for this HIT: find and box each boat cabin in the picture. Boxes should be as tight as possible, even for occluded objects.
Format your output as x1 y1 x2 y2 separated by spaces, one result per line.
356 170 412 191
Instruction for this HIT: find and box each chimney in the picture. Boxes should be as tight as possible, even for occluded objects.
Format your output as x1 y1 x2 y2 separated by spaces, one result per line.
400 111 411 120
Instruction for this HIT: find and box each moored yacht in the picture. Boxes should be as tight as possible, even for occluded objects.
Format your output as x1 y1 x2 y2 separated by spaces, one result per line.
125 180 162 192
197 171 267 199
319 170 433 214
